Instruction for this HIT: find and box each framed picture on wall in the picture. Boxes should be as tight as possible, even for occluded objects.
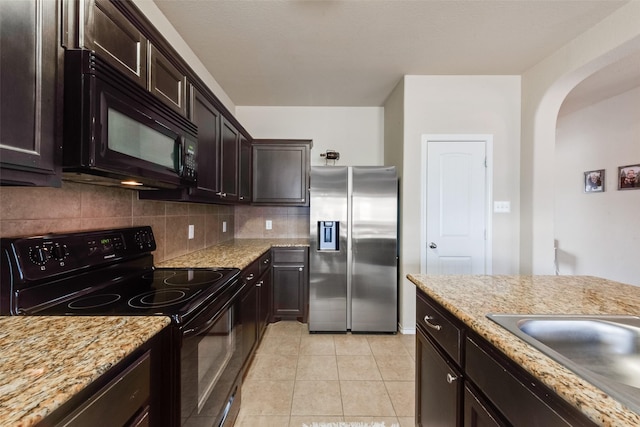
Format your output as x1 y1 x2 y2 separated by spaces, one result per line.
584 169 604 193
618 164 640 190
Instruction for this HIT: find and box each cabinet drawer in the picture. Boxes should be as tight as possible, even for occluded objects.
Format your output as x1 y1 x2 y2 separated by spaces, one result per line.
272 248 306 264
416 291 463 365
465 336 590 427
58 351 150 426
259 252 272 275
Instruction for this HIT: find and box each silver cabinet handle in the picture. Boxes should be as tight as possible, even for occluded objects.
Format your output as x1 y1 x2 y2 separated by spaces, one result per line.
256 280 263 288
246 273 255 281
263 258 270 264
424 315 442 331
446 373 458 384
298 267 303 272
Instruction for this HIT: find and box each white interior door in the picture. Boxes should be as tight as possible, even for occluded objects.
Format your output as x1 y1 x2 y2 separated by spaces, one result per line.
422 136 491 274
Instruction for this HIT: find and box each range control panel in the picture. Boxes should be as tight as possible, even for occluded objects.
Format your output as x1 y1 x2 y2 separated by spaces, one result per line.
1 226 156 284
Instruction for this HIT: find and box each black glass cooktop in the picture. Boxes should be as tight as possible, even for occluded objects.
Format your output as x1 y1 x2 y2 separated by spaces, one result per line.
29 267 240 318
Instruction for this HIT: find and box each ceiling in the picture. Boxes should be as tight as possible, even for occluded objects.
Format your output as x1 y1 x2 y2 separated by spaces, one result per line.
151 0 637 108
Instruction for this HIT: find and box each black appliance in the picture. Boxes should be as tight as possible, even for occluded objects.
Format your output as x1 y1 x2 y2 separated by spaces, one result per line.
62 49 198 190
0 226 244 427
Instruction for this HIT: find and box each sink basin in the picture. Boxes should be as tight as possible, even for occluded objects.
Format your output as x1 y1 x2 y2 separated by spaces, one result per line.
487 314 640 414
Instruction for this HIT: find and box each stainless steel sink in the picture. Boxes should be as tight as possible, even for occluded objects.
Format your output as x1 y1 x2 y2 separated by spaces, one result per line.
487 314 640 414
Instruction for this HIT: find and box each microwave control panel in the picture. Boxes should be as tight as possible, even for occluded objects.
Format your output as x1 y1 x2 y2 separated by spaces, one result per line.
182 139 197 181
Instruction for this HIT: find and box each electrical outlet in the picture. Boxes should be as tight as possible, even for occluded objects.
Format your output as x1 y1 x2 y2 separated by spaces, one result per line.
222 221 227 233
266 220 272 230
188 224 195 239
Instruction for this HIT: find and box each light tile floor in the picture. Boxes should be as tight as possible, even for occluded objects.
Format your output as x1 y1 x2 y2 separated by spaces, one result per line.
235 321 416 427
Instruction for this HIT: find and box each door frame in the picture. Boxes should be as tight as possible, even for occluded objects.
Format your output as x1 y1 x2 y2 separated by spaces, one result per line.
420 134 493 274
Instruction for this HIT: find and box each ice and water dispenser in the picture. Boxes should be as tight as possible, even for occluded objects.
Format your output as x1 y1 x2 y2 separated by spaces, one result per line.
317 221 339 251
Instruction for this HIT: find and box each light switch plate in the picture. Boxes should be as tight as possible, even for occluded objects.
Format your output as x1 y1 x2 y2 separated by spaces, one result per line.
494 201 511 213
222 221 227 233
266 220 272 230
188 224 195 239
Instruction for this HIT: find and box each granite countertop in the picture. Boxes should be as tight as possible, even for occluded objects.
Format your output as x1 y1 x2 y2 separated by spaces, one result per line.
0 316 170 427
157 238 309 269
407 274 640 426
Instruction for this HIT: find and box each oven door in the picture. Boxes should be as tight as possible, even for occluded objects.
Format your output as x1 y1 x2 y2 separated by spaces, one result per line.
180 282 245 427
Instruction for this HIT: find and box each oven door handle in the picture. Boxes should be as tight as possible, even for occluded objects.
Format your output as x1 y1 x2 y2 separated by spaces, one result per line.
182 283 246 338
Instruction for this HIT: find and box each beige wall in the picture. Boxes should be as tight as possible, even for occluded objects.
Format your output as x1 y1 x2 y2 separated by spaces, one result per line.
393 75 522 332
555 86 640 286
236 106 385 167
520 1 640 274
0 183 234 263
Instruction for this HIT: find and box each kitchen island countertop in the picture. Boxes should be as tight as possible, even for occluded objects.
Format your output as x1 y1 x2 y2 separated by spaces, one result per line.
0 316 170 427
407 274 640 426
157 238 309 270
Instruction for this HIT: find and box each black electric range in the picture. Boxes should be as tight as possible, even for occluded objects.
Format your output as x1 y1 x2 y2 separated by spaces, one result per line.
0 226 239 323
0 226 246 427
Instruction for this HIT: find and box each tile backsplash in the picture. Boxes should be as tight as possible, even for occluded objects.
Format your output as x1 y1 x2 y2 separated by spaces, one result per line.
0 183 310 263
0 182 234 263
234 205 309 239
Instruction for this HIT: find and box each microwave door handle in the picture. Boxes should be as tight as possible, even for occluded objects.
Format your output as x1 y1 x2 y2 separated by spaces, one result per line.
175 136 184 174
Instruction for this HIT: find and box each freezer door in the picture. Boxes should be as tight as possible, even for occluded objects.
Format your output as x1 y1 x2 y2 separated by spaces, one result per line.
309 166 348 332
351 166 398 332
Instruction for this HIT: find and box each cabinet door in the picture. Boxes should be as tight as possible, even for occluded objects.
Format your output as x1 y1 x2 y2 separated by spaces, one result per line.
464 385 506 427
257 267 272 341
83 0 147 86
239 282 257 365
272 265 306 320
238 134 252 203
0 0 61 186
149 45 187 116
190 88 221 195
416 328 462 427
252 141 311 205
220 118 239 201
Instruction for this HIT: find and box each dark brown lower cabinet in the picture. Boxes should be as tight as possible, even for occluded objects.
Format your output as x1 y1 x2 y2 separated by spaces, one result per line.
416 288 598 427
463 385 505 427
416 327 462 426
271 248 308 323
256 252 272 342
41 326 171 427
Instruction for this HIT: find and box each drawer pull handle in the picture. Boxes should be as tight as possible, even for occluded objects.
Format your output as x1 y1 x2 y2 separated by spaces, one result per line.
446 373 458 384
263 258 270 264
246 273 255 281
424 315 442 331
256 280 263 288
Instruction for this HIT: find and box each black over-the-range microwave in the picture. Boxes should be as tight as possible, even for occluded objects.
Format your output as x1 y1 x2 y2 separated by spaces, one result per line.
62 49 198 189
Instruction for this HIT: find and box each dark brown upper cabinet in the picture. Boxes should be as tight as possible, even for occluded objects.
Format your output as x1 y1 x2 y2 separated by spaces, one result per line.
252 139 312 206
0 0 62 186
189 87 222 196
219 117 251 203
82 0 148 87
149 45 187 116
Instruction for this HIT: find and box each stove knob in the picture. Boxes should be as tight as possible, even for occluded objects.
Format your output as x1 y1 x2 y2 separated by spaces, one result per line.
29 246 49 265
51 244 68 261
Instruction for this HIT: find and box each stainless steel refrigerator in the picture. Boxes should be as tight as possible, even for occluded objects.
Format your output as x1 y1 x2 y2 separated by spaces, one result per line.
309 166 398 333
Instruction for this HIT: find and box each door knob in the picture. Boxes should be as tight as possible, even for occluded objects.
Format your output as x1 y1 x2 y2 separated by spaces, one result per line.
429 242 437 249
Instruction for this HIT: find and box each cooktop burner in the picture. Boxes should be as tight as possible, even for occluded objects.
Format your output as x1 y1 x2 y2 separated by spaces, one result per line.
128 288 198 309
68 294 122 310
147 270 225 286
